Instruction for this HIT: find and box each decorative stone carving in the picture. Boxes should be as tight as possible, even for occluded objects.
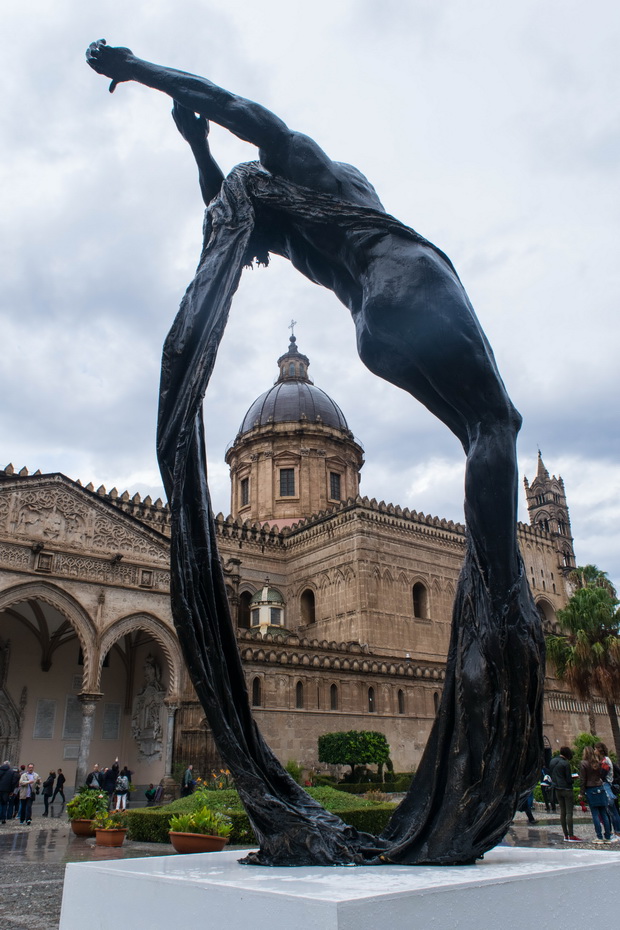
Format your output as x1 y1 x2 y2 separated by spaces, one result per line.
0 543 32 569
131 654 166 760
2 484 168 561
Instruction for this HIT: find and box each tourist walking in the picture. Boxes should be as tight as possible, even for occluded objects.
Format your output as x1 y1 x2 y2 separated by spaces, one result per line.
0 760 18 824
104 761 119 808
540 767 556 812
579 746 615 843
115 769 130 810
85 764 102 789
51 768 65 805
41 771 55 816
595 742 620 837
549 746 582 842
181 764 195 798
18 763 40 825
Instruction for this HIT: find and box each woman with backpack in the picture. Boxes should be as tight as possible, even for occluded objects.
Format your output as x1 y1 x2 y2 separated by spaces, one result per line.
579 745 616 843
595 742 620 838
115 767 131 810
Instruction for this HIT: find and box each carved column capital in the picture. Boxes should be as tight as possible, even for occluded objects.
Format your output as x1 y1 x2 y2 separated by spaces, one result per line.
78 692 103 711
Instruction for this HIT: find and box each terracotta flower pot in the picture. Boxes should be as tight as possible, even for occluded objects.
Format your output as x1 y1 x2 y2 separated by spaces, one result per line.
169 831 229 854
95 828 128 847
70 819 96 837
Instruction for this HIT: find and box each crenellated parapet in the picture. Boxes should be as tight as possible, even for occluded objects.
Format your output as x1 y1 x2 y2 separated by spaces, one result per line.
213 494 467 553
236 627 446 680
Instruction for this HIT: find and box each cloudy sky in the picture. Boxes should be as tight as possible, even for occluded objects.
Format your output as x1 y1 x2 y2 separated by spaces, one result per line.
2 1 619 589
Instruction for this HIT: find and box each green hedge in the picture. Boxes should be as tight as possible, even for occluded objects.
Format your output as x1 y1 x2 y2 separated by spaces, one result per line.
533 784 581 806
341 805 394 835
125 807 255 845
328 776 412 795
126 786 395 846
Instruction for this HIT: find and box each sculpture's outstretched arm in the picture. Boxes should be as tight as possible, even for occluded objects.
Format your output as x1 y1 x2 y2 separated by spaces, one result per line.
172 102 224 206
86 40 341 195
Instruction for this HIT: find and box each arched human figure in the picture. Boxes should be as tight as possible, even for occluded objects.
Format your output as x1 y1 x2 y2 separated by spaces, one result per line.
86 40 520 605
86 41 543 867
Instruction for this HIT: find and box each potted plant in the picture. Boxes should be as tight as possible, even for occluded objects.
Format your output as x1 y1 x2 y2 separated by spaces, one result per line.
66 788 109 837
93 809 128 847
168 806 232 854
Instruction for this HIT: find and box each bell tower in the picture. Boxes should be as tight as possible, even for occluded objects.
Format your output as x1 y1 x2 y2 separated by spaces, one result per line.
524 451 575 569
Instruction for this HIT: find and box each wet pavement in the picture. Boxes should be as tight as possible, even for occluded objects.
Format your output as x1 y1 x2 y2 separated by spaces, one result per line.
1 808 619 930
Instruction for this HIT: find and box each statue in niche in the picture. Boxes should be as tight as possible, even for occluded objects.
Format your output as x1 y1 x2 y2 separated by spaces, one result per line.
87 41 544 866
131 654 165 760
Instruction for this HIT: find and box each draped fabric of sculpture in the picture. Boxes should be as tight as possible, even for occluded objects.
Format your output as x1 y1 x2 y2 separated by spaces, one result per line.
156 163 545 866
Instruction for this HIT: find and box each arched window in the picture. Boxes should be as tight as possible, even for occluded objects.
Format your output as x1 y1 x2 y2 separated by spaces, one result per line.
536 600 556 633
330 683 338 710
238 591 252 630
252 677 262 707
397 689 405 715
289 362 295 376
412 582 429 619
368 686 376 713
433 691 440 714
300 588 316 625
295 680 304 709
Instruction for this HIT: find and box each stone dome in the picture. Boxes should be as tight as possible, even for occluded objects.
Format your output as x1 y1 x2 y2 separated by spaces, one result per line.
238 335 349 435
250 586 284 606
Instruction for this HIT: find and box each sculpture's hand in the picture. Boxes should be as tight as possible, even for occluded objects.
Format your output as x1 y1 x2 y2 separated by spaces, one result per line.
86 39 135 93
172 101 210 146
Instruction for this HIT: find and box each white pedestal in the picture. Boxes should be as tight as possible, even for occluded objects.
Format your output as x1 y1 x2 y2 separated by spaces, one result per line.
60 846 620 930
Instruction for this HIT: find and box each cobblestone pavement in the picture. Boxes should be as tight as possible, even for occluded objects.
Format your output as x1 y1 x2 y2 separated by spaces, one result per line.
0 808 619 930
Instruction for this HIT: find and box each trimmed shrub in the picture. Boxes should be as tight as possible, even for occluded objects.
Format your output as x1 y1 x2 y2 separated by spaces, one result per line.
342 805 394 835
126 783 394 845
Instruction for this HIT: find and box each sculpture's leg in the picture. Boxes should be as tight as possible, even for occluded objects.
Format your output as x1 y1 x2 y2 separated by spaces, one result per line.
353 261 545 864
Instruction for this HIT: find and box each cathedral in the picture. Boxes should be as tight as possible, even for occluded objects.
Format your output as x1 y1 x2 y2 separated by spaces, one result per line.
0 334 608 788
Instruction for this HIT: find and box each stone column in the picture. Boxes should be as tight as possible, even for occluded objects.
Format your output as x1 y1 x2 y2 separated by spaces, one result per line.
75 692 103 788
161 700 180 802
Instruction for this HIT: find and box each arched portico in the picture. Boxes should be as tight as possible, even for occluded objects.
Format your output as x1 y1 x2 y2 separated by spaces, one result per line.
82 612 184 787
0 581 99 787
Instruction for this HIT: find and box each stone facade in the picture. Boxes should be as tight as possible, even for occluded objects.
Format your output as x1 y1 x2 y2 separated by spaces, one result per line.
0 338 614 784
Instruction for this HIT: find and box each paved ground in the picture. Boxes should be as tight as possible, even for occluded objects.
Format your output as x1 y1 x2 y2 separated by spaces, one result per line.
0 806 618 930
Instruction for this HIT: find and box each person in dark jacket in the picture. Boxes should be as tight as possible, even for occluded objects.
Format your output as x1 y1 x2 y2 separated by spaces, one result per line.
0 761 18 823
41 771 55 816
549 747 582 842
51 768 65 805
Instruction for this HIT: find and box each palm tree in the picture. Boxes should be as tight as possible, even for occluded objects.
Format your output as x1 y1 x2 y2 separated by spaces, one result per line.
547 583 620 754
567 564 617 597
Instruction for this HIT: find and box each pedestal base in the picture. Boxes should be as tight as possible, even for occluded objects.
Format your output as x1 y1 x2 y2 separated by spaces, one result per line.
60 846 620 930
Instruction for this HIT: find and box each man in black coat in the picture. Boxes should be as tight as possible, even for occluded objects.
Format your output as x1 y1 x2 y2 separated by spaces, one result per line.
549 747 582 842
0 761 18 823
51 768 66 805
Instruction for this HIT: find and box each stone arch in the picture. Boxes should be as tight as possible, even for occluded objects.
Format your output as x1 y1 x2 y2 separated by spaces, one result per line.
299 586 316 627
98 612 182 697
412 580 430 619
536 598 558 634
0 580 97 688
237 589 254 630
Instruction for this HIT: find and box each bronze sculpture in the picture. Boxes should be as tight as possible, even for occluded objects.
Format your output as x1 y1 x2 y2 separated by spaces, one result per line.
87 40 545 866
